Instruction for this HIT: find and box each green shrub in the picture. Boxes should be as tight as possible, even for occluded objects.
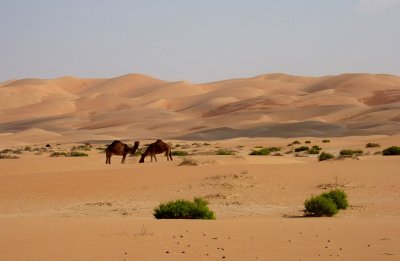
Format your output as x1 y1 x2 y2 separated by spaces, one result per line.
366 143 380 148
249 148 270 155
321 189 348 210
318 152 334 161
382 146 400 156
268 147 281 152
312 145 322 150
295 146 309 152
305 140 311 144
215 149 235 155
154 198 215 219
172 151 189 156
50 152 68 157
307 148 321 154
304 195 338 217
322 140 330 143
339 149 363 156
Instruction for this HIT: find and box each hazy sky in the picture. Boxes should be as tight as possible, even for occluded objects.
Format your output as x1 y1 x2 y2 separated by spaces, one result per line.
1 0 399 82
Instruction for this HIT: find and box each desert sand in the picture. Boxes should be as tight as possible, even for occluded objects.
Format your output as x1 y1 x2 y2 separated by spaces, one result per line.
1 74 400 260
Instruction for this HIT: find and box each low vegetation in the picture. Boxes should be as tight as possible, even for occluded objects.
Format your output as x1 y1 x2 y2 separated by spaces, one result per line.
154 198 215 219
322 139 331 143
365 143 380 148
292 140 301 145
215 149 235 155
71 145 91 151
172 150 189 156
178 157 198 166
382 146 400 156
318 152 334 161
304 195 338 217
249 148 271 156
304 189 348 217
50 151 88 157
0 154 19 159
305 140 311 144
339 149 363 156
294 146 309 152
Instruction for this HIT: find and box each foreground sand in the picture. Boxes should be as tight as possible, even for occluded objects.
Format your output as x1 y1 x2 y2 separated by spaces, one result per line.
1 136 399 260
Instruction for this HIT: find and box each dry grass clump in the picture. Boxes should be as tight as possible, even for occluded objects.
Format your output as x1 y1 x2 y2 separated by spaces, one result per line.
215 149 236 155
178 157 199 166
365 143 380 148
0 154 19 159
339 149 363 156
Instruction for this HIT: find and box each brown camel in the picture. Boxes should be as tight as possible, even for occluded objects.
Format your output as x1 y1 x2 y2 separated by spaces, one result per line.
105 140 139 164
139 139 173 163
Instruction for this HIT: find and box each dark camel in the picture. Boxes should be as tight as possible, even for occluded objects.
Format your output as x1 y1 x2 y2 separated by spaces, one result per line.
139 139 173 163
105 140 139 164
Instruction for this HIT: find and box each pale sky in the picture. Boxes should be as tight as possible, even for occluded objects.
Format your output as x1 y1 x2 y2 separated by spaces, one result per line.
1 0 399 83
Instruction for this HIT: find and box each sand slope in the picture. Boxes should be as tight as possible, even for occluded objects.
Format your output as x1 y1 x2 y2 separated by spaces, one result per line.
1 73 400 144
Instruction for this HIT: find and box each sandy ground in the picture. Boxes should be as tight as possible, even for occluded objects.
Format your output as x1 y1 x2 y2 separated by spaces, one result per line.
1 136 399 260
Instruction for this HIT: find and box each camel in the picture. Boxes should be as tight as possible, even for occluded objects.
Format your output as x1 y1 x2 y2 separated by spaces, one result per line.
139 139 173 163
105 140 139 164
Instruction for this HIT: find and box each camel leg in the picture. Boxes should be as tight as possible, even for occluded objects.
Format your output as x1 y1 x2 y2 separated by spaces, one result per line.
121 153 126 164
106 151 111 164
154 154 158 162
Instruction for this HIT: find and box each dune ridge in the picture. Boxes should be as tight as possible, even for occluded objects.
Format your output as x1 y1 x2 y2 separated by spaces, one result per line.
1 73 400 143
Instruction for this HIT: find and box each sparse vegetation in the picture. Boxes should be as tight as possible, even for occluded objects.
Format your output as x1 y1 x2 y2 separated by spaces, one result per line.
304 189 348 217
24 146 32 151
305 140 311 144
292 140 301 145
215 149 235 155
321 189 348 210
50 151 88 157
304 195 338 217
178 157 198 166
339 149 363 156
307 148 320 154
366 143 380 148
71 145 91 151
295 146 309 152
249 148 270 156
382 146 400 156
318 152 334 161
0 154 19 159
322 139 331 143
172 150 189 156
0 149 13 154
154 198 215 219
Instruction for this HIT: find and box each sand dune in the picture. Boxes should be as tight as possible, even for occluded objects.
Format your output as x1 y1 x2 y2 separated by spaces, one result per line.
1 73 400 143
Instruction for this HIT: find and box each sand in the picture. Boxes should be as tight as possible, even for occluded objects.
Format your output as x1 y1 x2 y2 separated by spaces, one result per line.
0 136 399 260
1 73 400 143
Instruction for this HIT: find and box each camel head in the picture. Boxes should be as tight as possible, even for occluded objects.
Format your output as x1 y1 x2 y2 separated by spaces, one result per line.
129 141 140 155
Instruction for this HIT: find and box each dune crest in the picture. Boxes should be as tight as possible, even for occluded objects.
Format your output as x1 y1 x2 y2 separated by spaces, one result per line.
0 73 399 142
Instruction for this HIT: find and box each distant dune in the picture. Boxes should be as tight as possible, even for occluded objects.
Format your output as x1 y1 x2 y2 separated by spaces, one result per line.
1 73 400 143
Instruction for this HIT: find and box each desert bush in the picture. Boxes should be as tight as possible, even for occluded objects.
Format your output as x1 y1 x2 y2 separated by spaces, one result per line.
268 147 281 152
321 189 348 210
215 149 235 155
366 143 380 148
307 148 321 154
292 140 301 145
382 146 400 156
71 145 91 151
249 148 270 156
305 140 311 144
68 151 88 157
339 149 363 156
374 151 382 155
295 146 309 152
50 152 68 157
254 145 263 148
154 198 215 219
304 195 338 217
178 157 198 166
203 143 211 146
0 149 12 154
174 144 181 148
322 139 331 143
172 151 189 156
0 154 19 159
312 145 322 150
318 152 334 161
24 146 32 151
